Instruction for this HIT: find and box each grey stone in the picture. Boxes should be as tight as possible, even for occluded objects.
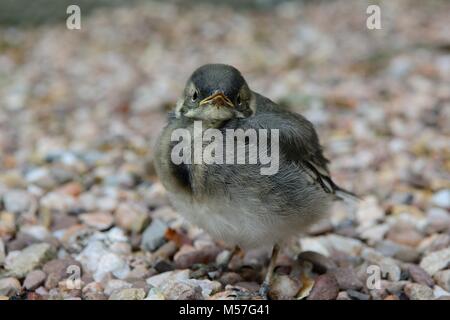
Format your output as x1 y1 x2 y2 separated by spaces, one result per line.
109 288 146 300
5 243 56 278
0 277 21 296
431 189 450 209
23 270 47 290
406 264 434 287
141 219 167 252
420 248 450 276
160 280 203 300
3 189 36 215
434 270 450 291
404 283 434 300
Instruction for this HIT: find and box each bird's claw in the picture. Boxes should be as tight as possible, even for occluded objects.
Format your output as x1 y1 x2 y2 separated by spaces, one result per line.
258 283 270 300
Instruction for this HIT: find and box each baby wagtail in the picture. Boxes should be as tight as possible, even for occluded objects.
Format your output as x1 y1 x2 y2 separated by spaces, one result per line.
155 64 356 298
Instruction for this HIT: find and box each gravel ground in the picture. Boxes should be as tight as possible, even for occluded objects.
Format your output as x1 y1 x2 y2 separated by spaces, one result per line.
0 0 449 300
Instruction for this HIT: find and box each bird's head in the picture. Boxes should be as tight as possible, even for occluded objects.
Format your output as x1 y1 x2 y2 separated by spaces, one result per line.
175 64 255 124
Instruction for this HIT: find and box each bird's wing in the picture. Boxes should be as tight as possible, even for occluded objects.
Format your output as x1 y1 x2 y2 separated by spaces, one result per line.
282 112 359 201
247 107 358 201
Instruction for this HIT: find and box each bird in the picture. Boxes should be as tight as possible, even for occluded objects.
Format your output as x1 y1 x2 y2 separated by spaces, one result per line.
154 63 357 298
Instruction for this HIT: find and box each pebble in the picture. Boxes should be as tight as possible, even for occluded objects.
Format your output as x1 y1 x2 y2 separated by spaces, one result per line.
346 289 370 300
104 279 133 296
40 191 77 214
127 265 151 280
375 240 420 263
153 259 174 273
433 270 450 291
370 287 388 300
234 281 260 292
418 234 450 254
140 219 167 252
426 208 450 233
106 227 128 243
404 283 434 300
79 212 114 230
146 269 190 289
384 294 400 300
297 251 337 274
0 277 22 296
25 168 56 189
174 244 220 269
151 241 178 261
336 291 351 300
386 224 423 247
300 234 364 256
23 270 47 290
406 264 434 287
431 189 450 208
383 280 409 296
160 280 204 300
325 234 364 256
43 257 82 289
51 214 78 231
219 272 243 286
307 274 339 300
356 196 384 228
359 223 389 243
182 279 222 298
419 248 450 276
5 236 32 252
94 252 130 282
0 238 5 265
82 282 106 300
361 247 401 281
76 240 109 272
299 237 329 256
114 202 150 233
5 243 56 278
145 287 165 300
269 275 302 299
144 182 169 208
20 225 51 241
3 189 36 215
57 182 82 197
433 285 450 299
109 288 146 300
329 267 363 291
0 212 16 237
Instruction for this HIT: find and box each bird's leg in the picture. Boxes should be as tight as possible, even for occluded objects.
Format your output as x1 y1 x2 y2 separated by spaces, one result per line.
217 245 240 272
259 243 280 299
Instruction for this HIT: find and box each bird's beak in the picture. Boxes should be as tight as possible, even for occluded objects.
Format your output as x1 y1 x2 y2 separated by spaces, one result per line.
199 92 234 108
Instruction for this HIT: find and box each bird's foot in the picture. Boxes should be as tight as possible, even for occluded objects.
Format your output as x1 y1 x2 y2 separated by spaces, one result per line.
258 282 270 300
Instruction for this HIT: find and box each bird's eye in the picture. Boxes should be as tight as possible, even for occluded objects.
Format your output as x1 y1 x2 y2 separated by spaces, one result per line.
191 89 198 102
237 94 242 106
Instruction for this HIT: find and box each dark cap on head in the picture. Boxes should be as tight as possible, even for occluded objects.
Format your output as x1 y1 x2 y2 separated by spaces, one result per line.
188 64 247 100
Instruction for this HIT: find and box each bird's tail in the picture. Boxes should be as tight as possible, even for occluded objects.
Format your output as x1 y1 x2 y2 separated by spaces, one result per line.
334 186 361 205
